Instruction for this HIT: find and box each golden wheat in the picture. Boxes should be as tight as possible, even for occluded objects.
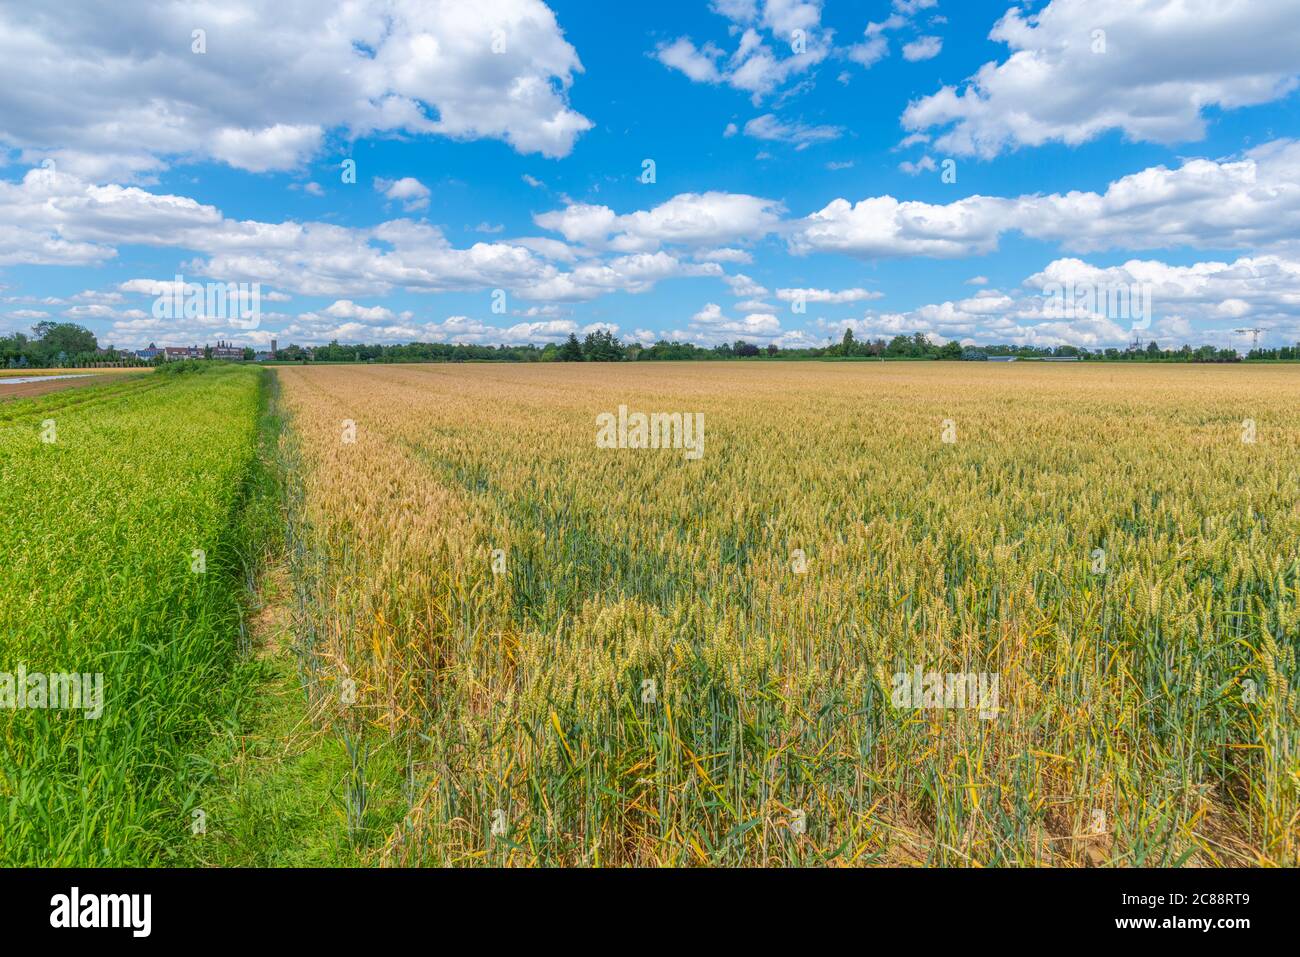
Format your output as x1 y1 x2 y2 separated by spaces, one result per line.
275 361 1300 866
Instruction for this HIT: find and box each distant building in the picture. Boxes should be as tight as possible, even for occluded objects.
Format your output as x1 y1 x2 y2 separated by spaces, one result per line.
987 356 1018 362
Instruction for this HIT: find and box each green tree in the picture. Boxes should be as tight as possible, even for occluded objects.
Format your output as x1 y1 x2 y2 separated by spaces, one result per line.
582 329 624 361
559 333 585 361
31 322 96 363
885 334 911 357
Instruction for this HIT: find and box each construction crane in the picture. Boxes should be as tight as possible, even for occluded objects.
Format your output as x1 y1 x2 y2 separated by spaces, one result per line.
1233 327 1264 352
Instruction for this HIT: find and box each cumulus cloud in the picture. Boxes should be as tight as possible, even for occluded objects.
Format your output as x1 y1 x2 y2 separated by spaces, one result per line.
0 166 737 311
903 0 1300 158
322 300 403 323
819 252 1300 349
901 36 942 61
534 192 784 252
791 139 1300 258
374 177 432 212
654 0 832 101
847 0 942 70
695 247 753 264
723 273 769 298
0 0 593 180
668 300 784 344
103 307 601 350
898 156 937 175
655 37 726 83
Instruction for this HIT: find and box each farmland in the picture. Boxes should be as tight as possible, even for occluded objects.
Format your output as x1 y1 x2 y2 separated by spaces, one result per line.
0 368 150 402
2 359 1296 867
0 364 269 865
267 362 1299 867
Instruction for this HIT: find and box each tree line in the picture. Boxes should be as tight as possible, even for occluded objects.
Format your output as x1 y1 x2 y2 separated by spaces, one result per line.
6 321 1297 368
1 322 153 368
293 328 1291 363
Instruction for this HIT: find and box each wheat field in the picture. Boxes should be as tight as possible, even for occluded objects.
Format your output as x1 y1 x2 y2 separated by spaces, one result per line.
274 361 1299 866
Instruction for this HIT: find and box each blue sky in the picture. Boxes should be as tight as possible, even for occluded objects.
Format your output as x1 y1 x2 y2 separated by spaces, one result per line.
2 0 1300 351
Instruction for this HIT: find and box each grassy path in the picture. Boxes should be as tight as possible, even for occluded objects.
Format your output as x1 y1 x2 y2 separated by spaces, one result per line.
181 374 360 866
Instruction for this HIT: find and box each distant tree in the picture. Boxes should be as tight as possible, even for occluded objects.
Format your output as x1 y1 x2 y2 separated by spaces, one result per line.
885 334 911 357
31 321 96 363
840 327 857 357
582 329 624 361
559 333 585 361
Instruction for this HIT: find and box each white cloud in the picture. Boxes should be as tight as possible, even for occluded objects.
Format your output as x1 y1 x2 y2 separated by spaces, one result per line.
898 156 937 175
695 247 753 264
792 194 1009 259
208 125 323 174
776 287 882 304
0 166 749 311
847 35 888 68
0 0 593 179
323 300 402 323
534 192 784 251
848 0 942 70
723 273 769 298
792 139 1300 258
374 176 432 212
655 38 726 83
674 301 784 344
903 0 1300 158
820 251 1300 349
901 36 942 61
654 0 832 101
743 113 843 149
516 252 723 302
